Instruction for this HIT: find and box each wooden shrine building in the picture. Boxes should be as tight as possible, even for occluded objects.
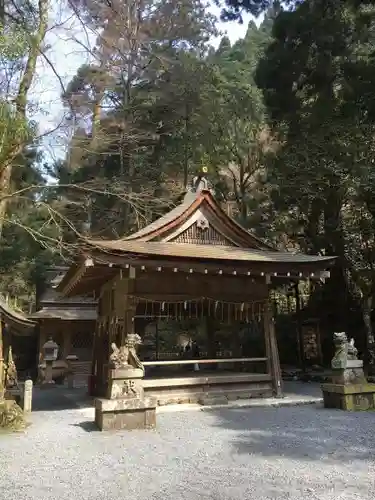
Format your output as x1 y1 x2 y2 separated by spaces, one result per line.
57 179 336 404
30 268 97 383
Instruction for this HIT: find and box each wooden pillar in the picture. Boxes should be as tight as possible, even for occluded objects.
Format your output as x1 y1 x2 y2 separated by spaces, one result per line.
90 321 100 396
155 322 159 360
264 300 283 398
96 318 110 397
124 301 136 339
205 316 216 358
263 306 272 376
294 282 305 371
123 267 136 341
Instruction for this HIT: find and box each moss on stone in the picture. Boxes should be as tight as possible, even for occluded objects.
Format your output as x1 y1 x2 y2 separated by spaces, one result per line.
0 399 27 432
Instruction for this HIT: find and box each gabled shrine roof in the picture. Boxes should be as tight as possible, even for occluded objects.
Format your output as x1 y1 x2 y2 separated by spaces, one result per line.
121 189 275 250
116 190 276 250
124 191 198 241
57 183 337 297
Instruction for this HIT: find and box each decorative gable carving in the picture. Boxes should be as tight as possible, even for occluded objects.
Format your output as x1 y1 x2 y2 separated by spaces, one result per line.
171 222 235 246
196 214 209 231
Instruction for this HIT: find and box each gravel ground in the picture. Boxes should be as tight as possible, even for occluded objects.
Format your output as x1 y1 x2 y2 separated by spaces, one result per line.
0 401 374 500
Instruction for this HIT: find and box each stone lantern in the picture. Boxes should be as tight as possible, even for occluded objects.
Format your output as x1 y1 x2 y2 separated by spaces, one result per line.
42 337 59 385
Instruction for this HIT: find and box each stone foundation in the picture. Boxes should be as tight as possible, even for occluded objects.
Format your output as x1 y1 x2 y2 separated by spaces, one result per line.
144 374 273 406
322 383 375 411
95 397 156 431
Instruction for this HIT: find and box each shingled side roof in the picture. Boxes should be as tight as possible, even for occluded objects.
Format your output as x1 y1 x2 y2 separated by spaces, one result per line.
86 240 335 265
0 296 36 333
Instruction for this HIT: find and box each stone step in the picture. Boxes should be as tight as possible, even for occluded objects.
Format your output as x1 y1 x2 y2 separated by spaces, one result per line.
198 395 228 406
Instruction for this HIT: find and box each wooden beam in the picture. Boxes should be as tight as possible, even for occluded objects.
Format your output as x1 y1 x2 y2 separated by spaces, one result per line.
131 294 266 303
142 357 267 366
143 373 271 388
90 251 334 278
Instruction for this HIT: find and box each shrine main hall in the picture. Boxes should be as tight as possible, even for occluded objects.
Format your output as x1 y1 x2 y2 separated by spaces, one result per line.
57 178 335 405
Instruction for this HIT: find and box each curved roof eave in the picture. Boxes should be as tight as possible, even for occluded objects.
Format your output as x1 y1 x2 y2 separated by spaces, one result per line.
0 297 36 331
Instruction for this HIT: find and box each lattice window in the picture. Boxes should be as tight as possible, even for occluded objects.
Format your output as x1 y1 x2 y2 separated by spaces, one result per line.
72 331 93 350
71 332 93 361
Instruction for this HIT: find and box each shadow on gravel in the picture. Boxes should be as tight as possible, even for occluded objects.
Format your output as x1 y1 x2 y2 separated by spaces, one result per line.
70 421 100 432
208 404 375 463
31 387 93 412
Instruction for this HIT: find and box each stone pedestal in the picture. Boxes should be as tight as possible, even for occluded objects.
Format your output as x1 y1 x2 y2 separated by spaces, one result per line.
322 382 375 411
94 368 156 431
66 355 78 389
41 360 55 387
322 359 375 411
95 397 156 430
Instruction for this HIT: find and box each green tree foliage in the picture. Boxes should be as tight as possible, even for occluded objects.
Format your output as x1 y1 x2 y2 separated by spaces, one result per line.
59 0 218 237
216 0 283 21
195 19 274 231
0 0 61 310
256 0 375 366
57 7 275 240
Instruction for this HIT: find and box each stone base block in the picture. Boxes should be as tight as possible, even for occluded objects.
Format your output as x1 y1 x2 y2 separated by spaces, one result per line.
107 369 144 400
330 366 366 386
321 383 375 411
94 397 156 431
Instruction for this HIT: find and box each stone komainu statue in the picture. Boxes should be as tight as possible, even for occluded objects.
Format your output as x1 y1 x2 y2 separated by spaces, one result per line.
331 332 358 369
109 334 144 372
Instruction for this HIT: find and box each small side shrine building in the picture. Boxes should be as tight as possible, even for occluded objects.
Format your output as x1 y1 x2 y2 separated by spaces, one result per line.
58 179 336 404
30 267 97 364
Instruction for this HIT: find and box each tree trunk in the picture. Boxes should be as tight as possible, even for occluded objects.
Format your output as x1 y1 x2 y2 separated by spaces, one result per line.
362 295 375 375
0 321 4 400
0 0 49 404
183 104 190 187
0 163 12 240
0 0 49 234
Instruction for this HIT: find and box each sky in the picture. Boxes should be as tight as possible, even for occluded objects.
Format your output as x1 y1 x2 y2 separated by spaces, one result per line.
32 2 256 163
